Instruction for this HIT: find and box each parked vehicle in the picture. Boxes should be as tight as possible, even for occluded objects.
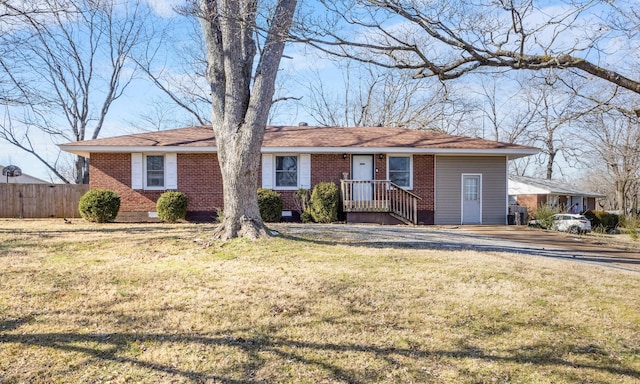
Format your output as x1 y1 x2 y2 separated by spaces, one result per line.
551 214 592 234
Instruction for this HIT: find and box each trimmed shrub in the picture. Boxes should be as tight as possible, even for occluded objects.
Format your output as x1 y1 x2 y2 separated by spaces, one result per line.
310 182 339 223
596 210 619 230
258 188 283 223
79 189 120 223
156 191 188 222
301 209 314 223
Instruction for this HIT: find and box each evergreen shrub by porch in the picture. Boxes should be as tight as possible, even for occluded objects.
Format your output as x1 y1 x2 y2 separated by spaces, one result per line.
258 188 282 222
585 210 619 230
156 191 188 222
79 189 120 223
310 182 339 223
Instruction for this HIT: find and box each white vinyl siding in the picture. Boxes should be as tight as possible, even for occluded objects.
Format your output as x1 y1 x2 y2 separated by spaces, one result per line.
435 156 507 225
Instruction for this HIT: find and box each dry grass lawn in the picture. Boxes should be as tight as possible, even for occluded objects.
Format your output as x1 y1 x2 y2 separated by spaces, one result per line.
0 219 639 383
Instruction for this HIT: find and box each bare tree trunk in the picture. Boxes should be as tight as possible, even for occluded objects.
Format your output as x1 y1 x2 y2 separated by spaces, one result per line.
199 0 297 240
213 124 267 240
75 157 90 185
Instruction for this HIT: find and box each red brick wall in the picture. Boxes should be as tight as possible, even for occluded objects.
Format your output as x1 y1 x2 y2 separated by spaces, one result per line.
90 153 158 213
412 155 435 212
90 153 224 218
516 194 547 218
90 152 437 223
177 153 223 212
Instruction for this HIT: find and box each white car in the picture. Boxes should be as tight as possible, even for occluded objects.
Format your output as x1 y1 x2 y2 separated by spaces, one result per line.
551 214 592 234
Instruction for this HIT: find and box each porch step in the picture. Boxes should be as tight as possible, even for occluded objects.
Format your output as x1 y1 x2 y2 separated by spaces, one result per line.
389 212 415 225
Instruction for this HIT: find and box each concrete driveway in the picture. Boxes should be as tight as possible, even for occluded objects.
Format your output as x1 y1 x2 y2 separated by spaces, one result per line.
273 223 640 273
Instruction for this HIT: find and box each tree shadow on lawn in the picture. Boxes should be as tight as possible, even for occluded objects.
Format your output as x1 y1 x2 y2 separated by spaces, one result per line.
1 321 638 382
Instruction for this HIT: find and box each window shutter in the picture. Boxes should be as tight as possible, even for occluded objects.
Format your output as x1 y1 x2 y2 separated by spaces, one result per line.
300 154 311 189
131 153 143 190
165 153 178 189
262 154 273 189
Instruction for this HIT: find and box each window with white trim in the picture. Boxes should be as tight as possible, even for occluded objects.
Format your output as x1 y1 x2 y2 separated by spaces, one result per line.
146 155 165 188
132 153 177 190
387 155 412 189
275 155 298 188
262 154 310 190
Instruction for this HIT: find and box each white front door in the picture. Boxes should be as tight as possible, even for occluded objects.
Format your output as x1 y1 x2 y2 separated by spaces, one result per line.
462 174 482 224
352 155 374 201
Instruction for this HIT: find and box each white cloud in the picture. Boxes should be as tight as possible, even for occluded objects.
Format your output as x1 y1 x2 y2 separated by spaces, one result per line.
142 0 182 18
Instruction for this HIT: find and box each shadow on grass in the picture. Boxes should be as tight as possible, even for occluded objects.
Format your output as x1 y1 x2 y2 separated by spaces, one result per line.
1 329 638 382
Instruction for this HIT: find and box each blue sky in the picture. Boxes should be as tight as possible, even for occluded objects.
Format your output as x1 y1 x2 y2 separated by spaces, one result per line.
1 0 636 181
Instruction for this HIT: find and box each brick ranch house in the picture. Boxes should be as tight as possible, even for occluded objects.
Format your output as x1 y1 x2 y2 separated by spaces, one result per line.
59 125 539 225
509 175 605 216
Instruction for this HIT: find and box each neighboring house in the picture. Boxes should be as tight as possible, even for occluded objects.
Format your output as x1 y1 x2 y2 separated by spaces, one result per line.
0 165 49 184
59 125 538 224
509 175 605 215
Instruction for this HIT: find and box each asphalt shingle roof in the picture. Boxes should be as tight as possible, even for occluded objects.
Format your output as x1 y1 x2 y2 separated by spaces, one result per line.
60 125 538 152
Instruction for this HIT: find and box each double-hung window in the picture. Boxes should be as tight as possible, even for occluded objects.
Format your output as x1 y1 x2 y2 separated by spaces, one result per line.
146 155 165 188
387 155 412 189
275 155 298 188
262 154 310 190
131 153 177 190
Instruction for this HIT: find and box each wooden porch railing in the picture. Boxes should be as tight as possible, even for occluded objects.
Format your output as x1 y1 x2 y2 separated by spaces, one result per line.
340 180 421 224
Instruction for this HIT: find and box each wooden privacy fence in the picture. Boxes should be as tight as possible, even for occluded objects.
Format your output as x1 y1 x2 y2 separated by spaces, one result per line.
0 184 89 218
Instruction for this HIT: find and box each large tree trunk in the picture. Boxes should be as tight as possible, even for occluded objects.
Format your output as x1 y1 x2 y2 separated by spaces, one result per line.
75 156 90 184
212 122 268 240
199 0 296 240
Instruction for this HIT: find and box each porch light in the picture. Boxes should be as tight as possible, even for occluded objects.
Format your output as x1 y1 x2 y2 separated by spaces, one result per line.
343 153 348 159
378 154 384 160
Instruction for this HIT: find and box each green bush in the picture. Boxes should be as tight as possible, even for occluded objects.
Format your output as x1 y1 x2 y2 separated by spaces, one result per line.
258 188 282 223
156 191 188 222
595 210 619 230
619 215 640 240
79 189 121 223
532 204 560 229
310 182 339 223
301 209 314 223
584 210 619 230
583 210 601 229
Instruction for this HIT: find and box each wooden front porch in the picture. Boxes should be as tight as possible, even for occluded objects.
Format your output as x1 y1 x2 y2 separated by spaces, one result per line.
340 180 421 225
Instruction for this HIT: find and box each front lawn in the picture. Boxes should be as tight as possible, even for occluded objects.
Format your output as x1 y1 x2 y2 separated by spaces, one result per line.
0 220 638 383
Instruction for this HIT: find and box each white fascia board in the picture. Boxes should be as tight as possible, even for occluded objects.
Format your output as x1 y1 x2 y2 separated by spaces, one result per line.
260 147 540 158
508 180 550 195
58 145 219 157
59 144 539 159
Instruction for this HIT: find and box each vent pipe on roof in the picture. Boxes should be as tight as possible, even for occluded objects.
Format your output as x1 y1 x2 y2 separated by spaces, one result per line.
298 122 308 126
